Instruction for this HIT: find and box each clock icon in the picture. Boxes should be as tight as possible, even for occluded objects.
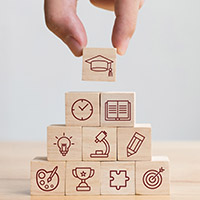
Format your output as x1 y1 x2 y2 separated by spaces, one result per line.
71 99 93 121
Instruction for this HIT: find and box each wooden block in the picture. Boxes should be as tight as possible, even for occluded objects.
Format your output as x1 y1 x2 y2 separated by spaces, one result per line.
47 125 82 161
31 157 65 196
136 156 170 195
82 127 117 161
66 161 100 195
101 92 135 127
82 48 116 82
101 162 135 195
65 92 100 126
117 124 152 161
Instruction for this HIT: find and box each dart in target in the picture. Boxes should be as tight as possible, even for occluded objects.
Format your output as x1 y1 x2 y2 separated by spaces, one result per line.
142 167 165 190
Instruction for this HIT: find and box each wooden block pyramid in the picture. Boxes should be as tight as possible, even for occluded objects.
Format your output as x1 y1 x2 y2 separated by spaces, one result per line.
30 48 170 196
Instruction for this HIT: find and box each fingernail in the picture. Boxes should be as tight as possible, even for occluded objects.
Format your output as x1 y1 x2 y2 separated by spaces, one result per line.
118 37 130 55
64 36 83 57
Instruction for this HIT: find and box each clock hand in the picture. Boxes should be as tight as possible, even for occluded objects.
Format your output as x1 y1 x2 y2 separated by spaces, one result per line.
78 104 88 111
82 104 89 110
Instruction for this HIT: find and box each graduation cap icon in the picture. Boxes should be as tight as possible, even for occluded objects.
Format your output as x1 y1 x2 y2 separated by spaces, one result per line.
85 55 114 77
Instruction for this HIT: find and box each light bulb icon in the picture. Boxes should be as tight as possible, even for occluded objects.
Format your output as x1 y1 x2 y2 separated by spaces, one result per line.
53 133 75 156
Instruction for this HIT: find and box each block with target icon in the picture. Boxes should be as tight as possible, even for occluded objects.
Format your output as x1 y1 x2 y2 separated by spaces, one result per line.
66 161 100 195
31 157 65 196
136 156 170 195
100 162 135 195
65 92 100 127
117 124 152 161
47 125 82 161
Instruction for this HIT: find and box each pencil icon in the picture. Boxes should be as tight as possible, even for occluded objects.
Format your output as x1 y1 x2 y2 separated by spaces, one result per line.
127 132 145 157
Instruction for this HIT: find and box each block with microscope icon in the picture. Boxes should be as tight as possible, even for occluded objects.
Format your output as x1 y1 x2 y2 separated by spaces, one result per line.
101 92 136 127
47 125 82 161
101 161 135 195
65 92 100 126
66 162 100 195
82 48 116 82
118 124 152 161
82 127 117 161
31 157 65 196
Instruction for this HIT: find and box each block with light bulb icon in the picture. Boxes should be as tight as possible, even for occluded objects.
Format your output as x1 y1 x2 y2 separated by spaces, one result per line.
47 125 82 161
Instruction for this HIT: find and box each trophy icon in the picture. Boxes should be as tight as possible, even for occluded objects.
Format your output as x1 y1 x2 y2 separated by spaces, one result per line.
72 167 95 191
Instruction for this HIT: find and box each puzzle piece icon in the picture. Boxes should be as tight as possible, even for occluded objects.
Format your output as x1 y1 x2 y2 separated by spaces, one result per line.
110 170 130 190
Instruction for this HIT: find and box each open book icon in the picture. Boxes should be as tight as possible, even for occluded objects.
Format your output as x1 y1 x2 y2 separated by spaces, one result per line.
105 100 131 121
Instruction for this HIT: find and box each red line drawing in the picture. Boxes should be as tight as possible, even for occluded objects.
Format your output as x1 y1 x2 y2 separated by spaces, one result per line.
105 100 131 121
71 99 93 121
85 55 114 77
143 167 165 190
53 132 75 156
90 131 110 158
127 132 145 157
72 167 95 191
110 170 130 190
36 166 59 192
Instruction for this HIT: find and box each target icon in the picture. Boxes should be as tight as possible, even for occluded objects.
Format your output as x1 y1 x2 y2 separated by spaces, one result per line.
143 167 165 190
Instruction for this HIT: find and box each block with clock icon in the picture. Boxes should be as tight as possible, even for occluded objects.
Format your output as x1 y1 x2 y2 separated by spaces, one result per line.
65 92 100 126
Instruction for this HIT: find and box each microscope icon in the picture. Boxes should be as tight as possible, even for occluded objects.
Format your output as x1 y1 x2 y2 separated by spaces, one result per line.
90 131 110 158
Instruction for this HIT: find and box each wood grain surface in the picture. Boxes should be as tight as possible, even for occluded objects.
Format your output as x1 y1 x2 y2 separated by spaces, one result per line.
0 141 200 200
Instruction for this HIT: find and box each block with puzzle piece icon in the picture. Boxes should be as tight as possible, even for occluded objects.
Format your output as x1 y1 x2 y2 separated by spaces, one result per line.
100 162 135 195
110 170 130 190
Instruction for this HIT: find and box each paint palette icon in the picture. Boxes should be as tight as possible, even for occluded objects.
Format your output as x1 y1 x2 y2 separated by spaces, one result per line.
36 166 59 192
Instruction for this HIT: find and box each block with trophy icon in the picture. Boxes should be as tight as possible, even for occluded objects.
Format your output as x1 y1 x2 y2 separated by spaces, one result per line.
65 161 100 195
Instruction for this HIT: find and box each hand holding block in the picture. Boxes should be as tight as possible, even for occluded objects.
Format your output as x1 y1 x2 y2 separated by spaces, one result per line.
31 157 65 196
82 48 116 82
83 127 117 161
136 156 170 195
47 125 82 161
118 124 151 161
101 162 135 195
66 162 100 195
65 92 100 126
101 92 135 127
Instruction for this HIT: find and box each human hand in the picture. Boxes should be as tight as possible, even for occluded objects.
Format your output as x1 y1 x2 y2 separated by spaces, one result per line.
44 0 144 57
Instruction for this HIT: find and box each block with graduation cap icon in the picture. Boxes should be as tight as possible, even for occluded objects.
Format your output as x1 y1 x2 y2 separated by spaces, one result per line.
82 48 116 82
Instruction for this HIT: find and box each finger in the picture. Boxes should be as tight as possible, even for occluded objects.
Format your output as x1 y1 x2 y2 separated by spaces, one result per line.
44 0 87 56
112 0 141 55
90 0 115 11
90 0 144 11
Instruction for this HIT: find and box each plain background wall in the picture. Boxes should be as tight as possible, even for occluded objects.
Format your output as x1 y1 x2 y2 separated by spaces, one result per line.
0 0 200 141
